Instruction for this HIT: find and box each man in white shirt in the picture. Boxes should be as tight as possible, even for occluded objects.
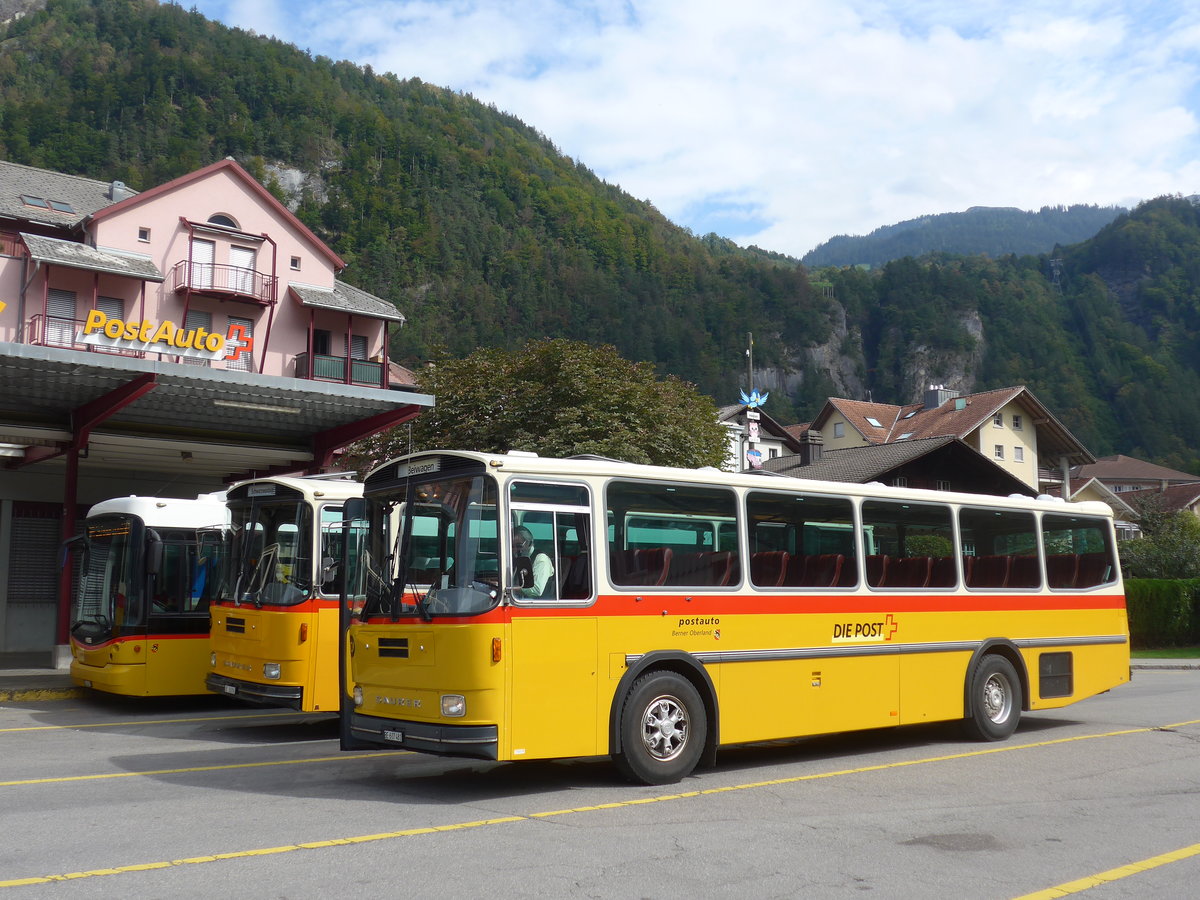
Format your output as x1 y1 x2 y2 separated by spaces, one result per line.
512 525 555 598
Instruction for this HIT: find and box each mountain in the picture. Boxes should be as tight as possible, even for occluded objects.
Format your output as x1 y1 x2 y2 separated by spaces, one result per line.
3 0 1200 471
802 205 1126 269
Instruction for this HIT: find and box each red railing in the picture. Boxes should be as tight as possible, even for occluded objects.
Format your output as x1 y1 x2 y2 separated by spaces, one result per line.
170 260 277 305
26 315 146 357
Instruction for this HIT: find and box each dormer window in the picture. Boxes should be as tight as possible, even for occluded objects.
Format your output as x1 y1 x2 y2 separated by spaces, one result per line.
207 213 239 229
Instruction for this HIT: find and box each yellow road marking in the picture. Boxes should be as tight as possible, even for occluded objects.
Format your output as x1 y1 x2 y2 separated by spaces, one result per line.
0 711 309 733
0 752 408 787
1014 841 1200 898
3 718 1197 888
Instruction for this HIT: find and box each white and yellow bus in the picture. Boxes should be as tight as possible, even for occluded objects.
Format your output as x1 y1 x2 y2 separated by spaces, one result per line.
206 475 365 712
344 451 1129 784
69 493 228 697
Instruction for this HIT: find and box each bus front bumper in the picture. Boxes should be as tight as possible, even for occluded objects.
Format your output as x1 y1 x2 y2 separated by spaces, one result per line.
349 711 498 760
206 673 303 709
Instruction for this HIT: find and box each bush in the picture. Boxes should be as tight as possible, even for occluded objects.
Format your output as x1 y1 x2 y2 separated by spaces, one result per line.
1124 578 1200 647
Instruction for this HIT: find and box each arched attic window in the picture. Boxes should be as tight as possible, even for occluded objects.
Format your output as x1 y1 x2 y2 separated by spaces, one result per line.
207 213 239 229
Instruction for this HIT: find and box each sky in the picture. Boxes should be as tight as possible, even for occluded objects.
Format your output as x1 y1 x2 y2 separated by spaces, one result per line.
184 0 1200 258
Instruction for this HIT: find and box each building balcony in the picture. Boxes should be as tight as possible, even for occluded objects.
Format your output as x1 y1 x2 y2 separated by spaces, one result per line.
1 230 24 258
294 352 386 389
26 315 146 357
170 260 277 305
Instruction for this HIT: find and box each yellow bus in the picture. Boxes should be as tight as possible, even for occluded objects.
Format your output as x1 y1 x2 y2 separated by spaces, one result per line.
207 475 365 712
344 451 1129 784
69 493 228 697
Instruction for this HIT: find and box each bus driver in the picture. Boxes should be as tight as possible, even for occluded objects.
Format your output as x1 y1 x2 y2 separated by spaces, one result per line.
512 525 554 598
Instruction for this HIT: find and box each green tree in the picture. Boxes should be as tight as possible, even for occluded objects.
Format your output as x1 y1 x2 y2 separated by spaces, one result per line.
1119 502 1200 579
347 339 729 471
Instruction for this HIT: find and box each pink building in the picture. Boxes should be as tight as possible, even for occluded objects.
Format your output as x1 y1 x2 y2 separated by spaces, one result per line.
0 158 433 665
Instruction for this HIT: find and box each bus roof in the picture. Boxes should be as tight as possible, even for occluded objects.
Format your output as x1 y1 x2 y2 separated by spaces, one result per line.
227 473 363 502
86 494 229 529
366 450 1116 519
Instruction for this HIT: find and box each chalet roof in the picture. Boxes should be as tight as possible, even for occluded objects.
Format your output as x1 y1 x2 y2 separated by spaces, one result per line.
1123 481 1200 513
289 281 405 323
21 233 164 282
1049 476 1138 516
765 435 956 481
812 386 1093 464
1072 454 1199 483
0 160 124 230
88 158 347 270
764 434 1034 496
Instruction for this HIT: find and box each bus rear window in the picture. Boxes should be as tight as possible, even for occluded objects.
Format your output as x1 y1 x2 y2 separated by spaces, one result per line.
1041 513 1116 589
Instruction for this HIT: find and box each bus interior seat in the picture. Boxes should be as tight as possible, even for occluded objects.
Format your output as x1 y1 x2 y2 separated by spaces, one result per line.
888 556 932 588
1076 552 1111 588
803 553 844 587
968 554 1010 588
616 547 672 586
1046 553 1079 588
928 556 957 587
558 552 591 599
1009 554 1040 588
783 553 806 586
866 554 888 587
750 550 789 587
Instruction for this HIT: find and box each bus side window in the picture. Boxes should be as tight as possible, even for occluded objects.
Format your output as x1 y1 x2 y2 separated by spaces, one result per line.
510 481 592 601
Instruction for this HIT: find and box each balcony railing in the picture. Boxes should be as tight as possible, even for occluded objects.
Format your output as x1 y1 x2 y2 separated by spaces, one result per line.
26 315 146 357
1 230 25 258
170 260 277 305
295 352 386 388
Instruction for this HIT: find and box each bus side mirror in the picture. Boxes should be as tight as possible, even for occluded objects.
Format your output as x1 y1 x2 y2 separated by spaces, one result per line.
145 530 164 575
342 498 366 521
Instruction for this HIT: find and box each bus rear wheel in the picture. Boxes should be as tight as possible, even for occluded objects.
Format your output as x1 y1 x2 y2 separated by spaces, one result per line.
962 655 1022 741
615 671 706 785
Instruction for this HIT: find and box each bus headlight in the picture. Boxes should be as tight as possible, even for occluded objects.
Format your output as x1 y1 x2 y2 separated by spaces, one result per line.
210 652 217 668
441 694 466 717
353 685 363 707
263 663 281 680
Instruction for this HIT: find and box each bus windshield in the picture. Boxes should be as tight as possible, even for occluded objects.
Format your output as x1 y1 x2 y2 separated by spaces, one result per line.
362 473 500 619
71 514 142 640
224 499 312 606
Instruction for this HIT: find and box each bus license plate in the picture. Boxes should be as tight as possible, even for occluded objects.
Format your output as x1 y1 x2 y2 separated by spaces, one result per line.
223 684 237 695
383 730 404 743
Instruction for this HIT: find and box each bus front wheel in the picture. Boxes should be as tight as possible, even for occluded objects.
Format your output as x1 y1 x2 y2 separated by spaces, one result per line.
615 671 706 785
963 655 1022 741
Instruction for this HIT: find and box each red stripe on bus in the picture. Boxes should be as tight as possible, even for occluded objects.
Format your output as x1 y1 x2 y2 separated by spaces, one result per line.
361 591 1126 625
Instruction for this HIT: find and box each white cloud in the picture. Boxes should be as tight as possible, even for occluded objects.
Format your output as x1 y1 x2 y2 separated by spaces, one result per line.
190 0 1200 256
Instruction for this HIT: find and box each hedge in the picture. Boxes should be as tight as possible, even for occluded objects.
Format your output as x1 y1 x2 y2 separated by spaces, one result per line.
1123 578 1200 648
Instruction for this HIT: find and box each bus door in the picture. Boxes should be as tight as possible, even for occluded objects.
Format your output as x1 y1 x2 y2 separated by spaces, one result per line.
506 481 597 760
143 527 214 692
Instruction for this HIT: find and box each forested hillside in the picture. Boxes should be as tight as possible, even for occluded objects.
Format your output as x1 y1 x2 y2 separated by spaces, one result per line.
0 0 825 422
2 0 1200 470
803 205 1125 268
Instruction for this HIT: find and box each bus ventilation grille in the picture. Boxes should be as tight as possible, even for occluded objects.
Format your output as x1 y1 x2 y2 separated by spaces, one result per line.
225 617 246 634
378 638 409 658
